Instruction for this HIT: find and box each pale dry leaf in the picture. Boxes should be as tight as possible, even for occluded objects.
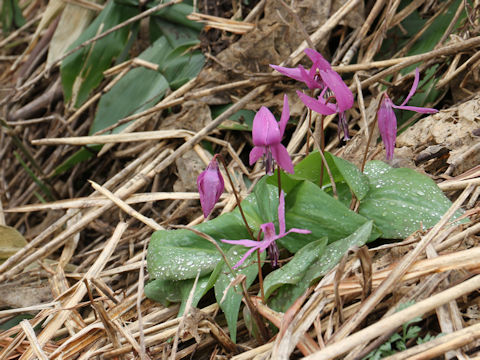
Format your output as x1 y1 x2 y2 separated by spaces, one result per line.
47 4 97 66
0 225 27 261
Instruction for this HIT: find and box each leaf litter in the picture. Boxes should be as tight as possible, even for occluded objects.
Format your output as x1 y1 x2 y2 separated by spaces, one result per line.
0 0 480 359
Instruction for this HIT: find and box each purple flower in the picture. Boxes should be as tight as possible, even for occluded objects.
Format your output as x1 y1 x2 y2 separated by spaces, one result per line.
296 69 354 140
270 48 332 90
250 94 294 175
221 191 310 269
378 68 438 160
197 156 224 218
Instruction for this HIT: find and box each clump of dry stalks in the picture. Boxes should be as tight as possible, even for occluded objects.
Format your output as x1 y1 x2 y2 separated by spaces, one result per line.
1 0 480 359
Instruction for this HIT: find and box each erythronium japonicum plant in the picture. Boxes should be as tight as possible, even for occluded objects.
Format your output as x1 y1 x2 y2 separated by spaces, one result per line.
250 94 294 175
378 68 438 160
197 155 224 218
221 190 311 269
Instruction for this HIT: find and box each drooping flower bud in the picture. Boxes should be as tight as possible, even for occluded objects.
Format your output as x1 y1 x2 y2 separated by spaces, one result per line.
197 156 224 218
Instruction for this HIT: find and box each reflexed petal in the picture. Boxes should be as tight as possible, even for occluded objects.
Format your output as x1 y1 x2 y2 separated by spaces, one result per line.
249 146 265 165
304 48 331 71
378 95 397 161
271 143 294 174
252 106 281 146
400 68 420 106
278 190 286 234
299 65 322 89
393 104 439 114
319 69 354 112
278 94 290 137
270 64 304 82
297 91 336 115
232 247 259 269
285 228 312 235
221 239 260 247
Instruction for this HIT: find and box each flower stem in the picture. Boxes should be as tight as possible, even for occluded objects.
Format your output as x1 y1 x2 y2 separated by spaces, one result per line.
215 154 255 240
319 114 325 186
360 104 380 172
306 109 312 155
308 128 338 199
216 154 265 302
277 165 282 199
178 226 269 343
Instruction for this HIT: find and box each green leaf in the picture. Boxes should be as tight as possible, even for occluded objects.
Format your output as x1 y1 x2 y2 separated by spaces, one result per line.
214 246 264 342
61 1 138 107
268 221 373 312
51 145 100 177
281 181 379 253
1 0 25 33
214 105 255 131
263 238 327 301
161 49 205 90
144 275 210 315
91 38 171 135
147 188 268 282
359 161 464 239
325 153 369 200
254 177 280 224
151 2 203 32
267 151 368 203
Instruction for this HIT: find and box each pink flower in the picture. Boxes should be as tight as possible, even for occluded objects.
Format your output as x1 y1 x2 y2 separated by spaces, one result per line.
270 49 354 139
378 68 438 160
250 94 294 175
296 69 354 140
270 48 332 90
221 191 311 268
197 156 224 218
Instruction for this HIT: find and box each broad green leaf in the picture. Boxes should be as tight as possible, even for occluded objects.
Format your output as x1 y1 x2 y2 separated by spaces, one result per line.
325 153 369 200
147 189 267 282
359 161 463 239
267 151 367 202
214 105 255 131
281 181 379 253
153 18 200 48
268 221 373 312
263 238 327 301
161 49 205 89
254 177 279 224
303 221 373 282
91 38 171 135
1 0 25 33
151 2 203 32
144 275 210 315
214 246 264 342
61 1 138 107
